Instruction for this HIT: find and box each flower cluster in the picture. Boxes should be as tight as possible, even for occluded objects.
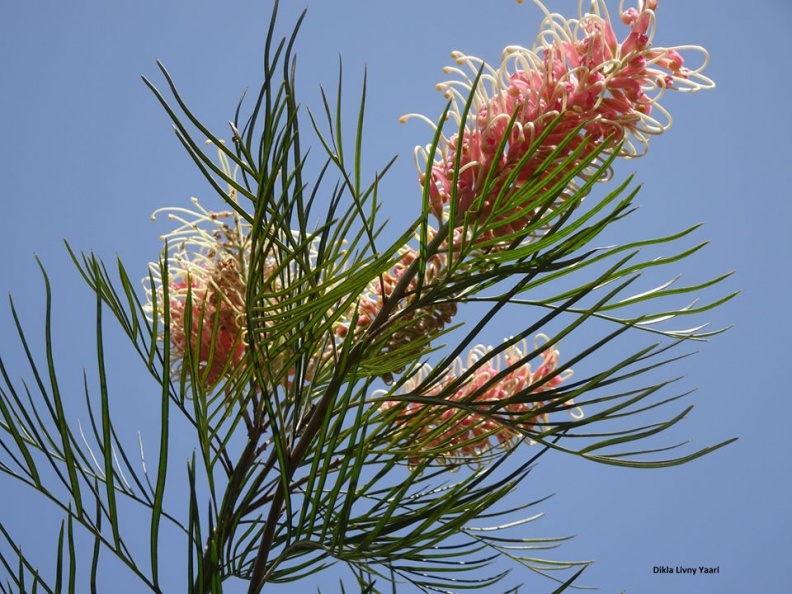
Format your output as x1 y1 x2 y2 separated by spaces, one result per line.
403 0 713 241
144 199 262 390
377 335 581 467
334 232 457 378
145 192 459 390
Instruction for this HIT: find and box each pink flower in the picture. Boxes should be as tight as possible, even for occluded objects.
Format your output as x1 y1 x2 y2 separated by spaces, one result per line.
144 143 324 391
165 256 248 390
403 0 713 241
145 201 300 391
145 199 254 390
333 228 457 381
377 335 581 467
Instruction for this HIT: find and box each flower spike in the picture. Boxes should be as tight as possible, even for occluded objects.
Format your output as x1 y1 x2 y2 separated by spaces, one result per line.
403 0 713 243
377 335 582 468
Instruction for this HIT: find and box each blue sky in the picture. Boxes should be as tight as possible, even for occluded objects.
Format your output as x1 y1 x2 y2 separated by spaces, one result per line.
1 1 789 592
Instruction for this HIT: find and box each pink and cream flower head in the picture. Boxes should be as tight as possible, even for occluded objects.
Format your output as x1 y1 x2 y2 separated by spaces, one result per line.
144 143 291 391
377 334 582 468
402 0 713 241
144 198 256 390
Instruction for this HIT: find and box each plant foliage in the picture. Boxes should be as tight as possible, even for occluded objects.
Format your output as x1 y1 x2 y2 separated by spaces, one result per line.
0 2 735 593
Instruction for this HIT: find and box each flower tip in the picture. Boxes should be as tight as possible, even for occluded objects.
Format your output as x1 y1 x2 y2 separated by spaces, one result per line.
449 51 466 65
398 115 409 124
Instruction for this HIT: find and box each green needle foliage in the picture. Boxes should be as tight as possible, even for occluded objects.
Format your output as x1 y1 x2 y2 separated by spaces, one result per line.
0 2 735 593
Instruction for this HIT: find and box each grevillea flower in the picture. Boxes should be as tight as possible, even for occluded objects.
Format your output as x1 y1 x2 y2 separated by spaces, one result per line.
334 227 458 380
143 143 301 390
403 0 713 241
376 335 582 467
144 197 325 391
144 198 261 390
